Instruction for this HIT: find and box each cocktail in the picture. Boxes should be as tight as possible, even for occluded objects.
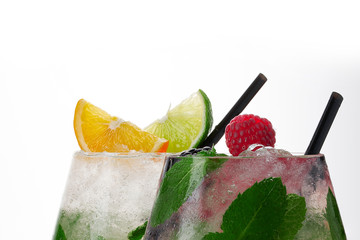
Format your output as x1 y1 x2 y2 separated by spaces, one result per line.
144 148 345 239
53 88 213 239
144 91 346 239
54 151 166 239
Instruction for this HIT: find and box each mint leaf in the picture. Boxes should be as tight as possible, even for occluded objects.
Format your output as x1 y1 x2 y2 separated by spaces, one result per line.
203 177 307 240
274 194 306 240
97 236 106 240
127 221 147 240
325 188 347 240
222 177 287 239
54 224 67 240
150 148 227 227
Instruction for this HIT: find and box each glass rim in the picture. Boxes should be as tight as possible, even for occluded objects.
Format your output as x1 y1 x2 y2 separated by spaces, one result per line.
169 152 325 159
73 150 169 159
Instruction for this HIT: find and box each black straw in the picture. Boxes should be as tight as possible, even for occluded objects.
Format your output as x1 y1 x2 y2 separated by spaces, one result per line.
305 92 343 155
198 73 267 148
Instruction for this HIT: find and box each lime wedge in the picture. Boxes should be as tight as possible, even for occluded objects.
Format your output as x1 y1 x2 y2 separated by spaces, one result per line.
145 89 213 153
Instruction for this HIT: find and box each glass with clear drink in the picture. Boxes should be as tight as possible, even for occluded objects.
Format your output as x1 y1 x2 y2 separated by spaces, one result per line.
53 151 166 240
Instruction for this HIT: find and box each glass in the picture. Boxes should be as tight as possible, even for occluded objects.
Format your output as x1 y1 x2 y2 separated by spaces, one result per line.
145 153 346 239
53 151 166 240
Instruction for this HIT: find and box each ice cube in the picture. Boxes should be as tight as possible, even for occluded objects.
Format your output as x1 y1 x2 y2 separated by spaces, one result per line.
239 144 292 157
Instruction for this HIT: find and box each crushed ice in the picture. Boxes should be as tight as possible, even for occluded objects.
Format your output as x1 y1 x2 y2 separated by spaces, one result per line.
238 144 292 157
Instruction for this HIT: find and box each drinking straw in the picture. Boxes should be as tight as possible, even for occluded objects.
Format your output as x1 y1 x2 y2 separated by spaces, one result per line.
305 92 343 155
198 73 267 148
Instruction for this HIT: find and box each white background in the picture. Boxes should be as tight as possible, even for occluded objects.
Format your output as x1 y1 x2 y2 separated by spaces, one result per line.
1 0 359 239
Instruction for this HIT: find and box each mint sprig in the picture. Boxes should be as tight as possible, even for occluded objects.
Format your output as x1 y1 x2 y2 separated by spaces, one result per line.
325 188 347 240
203 177 306 240
149 148 227 227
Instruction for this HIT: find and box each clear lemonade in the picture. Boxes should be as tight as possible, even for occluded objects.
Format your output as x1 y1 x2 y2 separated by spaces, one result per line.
54 152 165 239
54 90 212 240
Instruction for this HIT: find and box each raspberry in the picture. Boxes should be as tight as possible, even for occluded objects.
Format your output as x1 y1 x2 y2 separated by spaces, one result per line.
225 114 276 156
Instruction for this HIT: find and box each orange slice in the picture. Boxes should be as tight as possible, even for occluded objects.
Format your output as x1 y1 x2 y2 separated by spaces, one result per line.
74 99 169 153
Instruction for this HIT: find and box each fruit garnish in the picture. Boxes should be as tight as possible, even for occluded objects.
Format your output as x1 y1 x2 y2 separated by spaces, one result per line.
145 89 213 153
225 114 276 156
74 99 169 153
